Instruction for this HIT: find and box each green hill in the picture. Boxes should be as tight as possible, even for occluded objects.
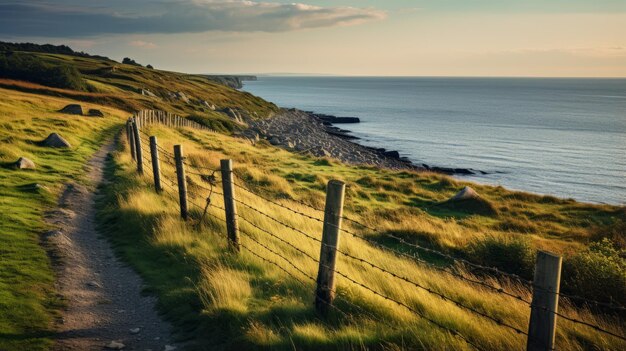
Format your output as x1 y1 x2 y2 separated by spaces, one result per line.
0 43 624 351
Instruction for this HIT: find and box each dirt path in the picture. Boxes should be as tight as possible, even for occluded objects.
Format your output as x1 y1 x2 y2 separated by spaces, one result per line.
45 139 178 351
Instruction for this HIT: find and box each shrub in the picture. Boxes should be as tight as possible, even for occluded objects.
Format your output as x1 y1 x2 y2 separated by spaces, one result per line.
0 52 86 90
465 236 536 278
562 238 626 307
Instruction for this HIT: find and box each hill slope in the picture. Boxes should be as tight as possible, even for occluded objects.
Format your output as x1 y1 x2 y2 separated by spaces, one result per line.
0 44 624 350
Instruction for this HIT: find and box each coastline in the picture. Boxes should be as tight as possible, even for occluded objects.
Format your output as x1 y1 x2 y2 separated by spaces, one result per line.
238 108 483 176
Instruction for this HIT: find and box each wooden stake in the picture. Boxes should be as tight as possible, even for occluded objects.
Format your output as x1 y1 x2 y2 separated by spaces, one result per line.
221 159 240 252
174 145 188 220
149 136 162 193
315 180 346 316
527 251 562 351
132 118 143 174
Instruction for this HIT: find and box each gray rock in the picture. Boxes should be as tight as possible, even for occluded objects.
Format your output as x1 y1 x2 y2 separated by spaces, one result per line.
449 186 480 201
164 346 176 351
14 157 35 169
129 327 141 334
41 133 71 148
87 109 104 117
87 281 102 289
269 137 281 146
59 104 83 115
105 341 125 349
286 141 296 149
175 91 190 103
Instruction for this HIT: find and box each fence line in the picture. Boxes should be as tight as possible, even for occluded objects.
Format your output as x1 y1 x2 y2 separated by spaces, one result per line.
124 112 626 350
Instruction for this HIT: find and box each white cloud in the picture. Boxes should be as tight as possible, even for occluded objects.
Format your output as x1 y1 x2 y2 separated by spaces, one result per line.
0 1 386 37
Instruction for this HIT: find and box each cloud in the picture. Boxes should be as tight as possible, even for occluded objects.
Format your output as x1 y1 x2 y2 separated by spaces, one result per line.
0 1 386 38
129 40 157 49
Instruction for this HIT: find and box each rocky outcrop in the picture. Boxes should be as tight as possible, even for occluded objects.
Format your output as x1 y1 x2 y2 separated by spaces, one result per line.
204 75 257 89
14 157 35 169
59 104 83 115
41 133 71 148
311 113 360 124
244 109 420 170
87 109 104 117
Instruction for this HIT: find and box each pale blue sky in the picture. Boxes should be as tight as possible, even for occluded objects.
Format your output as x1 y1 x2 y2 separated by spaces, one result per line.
1 0 625 76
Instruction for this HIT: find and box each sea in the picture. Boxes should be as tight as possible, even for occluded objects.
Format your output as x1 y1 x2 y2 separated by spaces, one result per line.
242 77 626 205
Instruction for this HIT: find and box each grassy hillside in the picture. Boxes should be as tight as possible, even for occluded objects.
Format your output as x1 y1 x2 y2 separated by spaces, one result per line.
0 45 624 350
95 122 625 350
0 87 127 350
0 48 278 130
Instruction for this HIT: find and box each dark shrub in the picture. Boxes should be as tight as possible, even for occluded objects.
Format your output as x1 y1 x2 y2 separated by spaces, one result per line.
0 52 86 90
465 236 535 278
562 238 626 307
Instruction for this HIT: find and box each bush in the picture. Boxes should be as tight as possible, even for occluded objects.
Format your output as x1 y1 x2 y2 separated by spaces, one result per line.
465 236 535 278
0 52 86 90
562 238 626 307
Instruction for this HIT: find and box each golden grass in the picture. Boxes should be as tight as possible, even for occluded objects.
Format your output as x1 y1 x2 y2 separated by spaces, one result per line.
106 123 625 350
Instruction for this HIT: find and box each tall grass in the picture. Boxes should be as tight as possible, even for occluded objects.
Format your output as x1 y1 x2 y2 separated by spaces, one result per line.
96 124 626 350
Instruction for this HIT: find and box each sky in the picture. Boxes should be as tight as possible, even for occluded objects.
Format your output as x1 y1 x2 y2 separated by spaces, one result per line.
1 0 625 77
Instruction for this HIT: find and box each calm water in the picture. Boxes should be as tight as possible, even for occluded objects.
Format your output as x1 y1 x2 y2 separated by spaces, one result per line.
243 77 626 205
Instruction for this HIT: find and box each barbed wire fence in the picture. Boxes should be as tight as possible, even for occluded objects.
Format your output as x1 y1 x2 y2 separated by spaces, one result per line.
125 111 626 351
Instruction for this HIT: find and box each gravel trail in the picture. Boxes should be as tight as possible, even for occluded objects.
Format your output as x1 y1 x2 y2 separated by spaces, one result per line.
46 139 178 351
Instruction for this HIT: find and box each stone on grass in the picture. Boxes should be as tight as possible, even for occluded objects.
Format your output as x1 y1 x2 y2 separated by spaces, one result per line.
87 109 104 117
105 341 125 349
449 186 480 201
59 104 83 115
41 133 71 148
14 157 35 169
440 186 498 217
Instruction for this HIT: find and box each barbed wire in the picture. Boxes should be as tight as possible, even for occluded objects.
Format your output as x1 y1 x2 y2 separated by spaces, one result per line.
128 117 626 344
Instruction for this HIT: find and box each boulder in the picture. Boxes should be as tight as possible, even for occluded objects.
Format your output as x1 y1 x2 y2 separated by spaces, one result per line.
269 137 281 146
87 109 104 117
383 150 401 159
441 186 498 216
14 157 35 169
41 133 71 148
449 186 480 202
59 104 83 115
175 91 190 103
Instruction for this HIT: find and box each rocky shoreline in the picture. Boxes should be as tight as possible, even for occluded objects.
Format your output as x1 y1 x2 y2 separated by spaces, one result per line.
238 108 484 175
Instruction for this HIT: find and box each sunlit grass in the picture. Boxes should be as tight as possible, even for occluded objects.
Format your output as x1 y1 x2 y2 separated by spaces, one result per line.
0 87 126 350
97 124 625 350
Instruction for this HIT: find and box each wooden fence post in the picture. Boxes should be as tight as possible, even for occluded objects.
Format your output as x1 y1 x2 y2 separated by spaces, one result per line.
132 118 143 174
220 159 240 252
127 120 136 161
527 251 562 351
149 136 162 193
314 180 346 316
174 145 188 220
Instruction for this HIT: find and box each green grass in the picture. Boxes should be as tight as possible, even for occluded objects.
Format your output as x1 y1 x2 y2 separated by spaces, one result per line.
0 47 624 350
93 124 625 350
0 87 125 350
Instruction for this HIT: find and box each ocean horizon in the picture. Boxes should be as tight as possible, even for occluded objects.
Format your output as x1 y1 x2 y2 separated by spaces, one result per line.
243 76 626 205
